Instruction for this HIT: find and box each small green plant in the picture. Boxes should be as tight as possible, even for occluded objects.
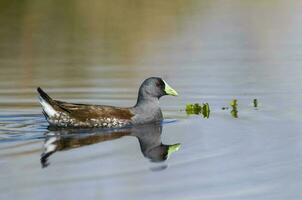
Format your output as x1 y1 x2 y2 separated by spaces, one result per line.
253 98 258 108
230 99 237 107
186 103 210 118
186 98 258 119
230 99 238 118
186 103 202 115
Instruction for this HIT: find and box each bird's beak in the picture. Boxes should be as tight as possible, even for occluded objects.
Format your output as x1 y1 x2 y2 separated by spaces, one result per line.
167 143 181 157
163 80 178 96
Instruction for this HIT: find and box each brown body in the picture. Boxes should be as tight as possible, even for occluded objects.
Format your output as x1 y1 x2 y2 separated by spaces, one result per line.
55 101 133 121
48 101 134 128
38 87 134 128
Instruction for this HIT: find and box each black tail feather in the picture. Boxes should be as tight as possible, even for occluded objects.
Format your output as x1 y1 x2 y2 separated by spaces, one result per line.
37 87 53 104
37 87 71 114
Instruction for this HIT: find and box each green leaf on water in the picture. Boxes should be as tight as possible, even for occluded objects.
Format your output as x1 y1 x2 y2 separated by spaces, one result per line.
230 99 238 107
186 103 202 115
253 98 258 108
230 99 238 118
185 103 210 118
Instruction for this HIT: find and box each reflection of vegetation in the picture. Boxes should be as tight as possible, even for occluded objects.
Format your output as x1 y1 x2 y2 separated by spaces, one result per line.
186 103 210 118
230 108 238 118
230 99 238 118
202 103 210 118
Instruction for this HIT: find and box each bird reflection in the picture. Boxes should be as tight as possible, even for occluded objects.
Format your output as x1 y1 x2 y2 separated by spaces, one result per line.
41 123 180 168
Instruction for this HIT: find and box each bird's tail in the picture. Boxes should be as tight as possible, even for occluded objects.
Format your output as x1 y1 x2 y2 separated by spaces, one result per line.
37 87 53 104
37 87 58 117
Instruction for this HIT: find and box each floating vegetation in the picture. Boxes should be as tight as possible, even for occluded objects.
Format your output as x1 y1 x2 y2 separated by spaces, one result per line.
186 103 210 118
230 99 238 107
186 98 258 119
186 103 202 115
253 98 258 108
202 103 210 118
230 99 238 118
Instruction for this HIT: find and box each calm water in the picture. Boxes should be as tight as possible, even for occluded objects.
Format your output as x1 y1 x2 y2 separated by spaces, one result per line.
1 0 302 199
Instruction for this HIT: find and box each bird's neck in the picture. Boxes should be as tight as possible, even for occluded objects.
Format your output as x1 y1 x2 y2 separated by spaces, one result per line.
131 96 163 124
134 96 159 108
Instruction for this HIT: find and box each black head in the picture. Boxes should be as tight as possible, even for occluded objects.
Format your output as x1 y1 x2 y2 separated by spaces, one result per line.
137 77 178 100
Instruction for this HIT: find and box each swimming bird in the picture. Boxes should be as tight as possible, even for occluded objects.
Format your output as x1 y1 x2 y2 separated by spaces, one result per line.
37 77 178 128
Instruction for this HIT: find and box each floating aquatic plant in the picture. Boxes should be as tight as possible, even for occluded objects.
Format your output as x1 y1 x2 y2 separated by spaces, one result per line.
186 103 202 115
186 103 210 118
253 98 258 108
230 99 238 107
186 98 258 119
230 99 238 118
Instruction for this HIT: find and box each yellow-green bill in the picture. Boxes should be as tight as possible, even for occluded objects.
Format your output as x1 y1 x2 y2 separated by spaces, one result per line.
163 80 178 96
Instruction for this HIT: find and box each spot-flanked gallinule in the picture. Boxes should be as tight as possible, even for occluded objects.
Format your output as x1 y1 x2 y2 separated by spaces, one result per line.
37 77 178 128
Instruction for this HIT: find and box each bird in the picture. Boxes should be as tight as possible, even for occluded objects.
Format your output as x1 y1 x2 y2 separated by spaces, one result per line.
37 77 178 128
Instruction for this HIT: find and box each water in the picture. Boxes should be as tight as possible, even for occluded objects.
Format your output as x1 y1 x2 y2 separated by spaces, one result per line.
1 0 302 199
